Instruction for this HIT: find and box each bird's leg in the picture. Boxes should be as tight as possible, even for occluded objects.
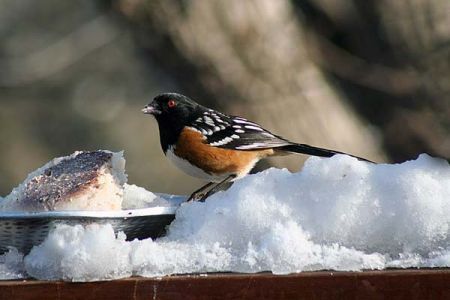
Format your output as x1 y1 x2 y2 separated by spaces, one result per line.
199 175 236 202
187 182 215 202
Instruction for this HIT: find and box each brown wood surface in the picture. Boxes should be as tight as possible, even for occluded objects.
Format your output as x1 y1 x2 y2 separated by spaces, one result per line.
1 270 450 300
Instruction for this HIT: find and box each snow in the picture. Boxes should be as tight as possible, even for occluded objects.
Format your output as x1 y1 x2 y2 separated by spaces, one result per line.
25 224 132 281
1 153 450 281
0 248 25 280
122 184 179 208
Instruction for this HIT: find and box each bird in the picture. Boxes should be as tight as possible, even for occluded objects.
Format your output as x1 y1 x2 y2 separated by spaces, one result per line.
143 92 372 202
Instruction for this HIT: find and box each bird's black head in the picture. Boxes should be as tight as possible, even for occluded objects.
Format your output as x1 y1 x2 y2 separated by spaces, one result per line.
143 93 201 151
143 93 199 123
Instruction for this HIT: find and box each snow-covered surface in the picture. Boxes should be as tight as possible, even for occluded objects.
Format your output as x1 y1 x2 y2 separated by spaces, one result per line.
1 154 450 281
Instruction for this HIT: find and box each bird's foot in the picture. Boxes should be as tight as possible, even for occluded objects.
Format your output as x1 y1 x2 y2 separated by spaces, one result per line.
187 191 208 202
187 189 218 202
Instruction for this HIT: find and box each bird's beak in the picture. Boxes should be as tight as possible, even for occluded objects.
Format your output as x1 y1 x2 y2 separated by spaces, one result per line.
142 103 161 115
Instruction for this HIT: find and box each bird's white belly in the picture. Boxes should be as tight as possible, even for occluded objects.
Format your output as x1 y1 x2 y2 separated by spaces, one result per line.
165 147 229 182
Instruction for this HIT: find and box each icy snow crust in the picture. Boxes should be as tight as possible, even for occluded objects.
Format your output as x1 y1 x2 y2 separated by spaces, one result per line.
1 154 450 281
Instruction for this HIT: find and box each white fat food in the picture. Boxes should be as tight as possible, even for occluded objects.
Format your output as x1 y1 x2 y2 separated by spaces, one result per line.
0 153 76 210
54 165 123 211
0 151 126 211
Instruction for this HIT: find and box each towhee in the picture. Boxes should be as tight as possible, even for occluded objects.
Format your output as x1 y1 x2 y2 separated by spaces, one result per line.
143 93 372 201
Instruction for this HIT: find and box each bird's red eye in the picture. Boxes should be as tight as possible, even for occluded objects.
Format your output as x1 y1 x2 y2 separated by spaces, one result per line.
167 100 176 108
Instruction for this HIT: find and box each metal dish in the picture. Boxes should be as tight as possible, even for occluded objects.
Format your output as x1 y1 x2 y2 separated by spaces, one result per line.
0 195 184 254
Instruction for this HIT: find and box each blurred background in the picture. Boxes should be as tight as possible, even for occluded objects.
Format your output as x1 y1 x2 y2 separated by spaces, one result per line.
0 0 448 196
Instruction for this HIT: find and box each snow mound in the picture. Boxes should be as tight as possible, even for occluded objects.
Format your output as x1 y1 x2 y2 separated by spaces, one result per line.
25 224 131 281
1 154 450 281
0 248 25 280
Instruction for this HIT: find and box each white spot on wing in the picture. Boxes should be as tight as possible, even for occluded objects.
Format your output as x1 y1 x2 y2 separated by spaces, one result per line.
244 125 264 131
231 134 240 139
203 116 215 126
261 132 275 137
235 129 245 133
233 119 250 124
233 119 259 126
236 143 268 150
209 137 234 146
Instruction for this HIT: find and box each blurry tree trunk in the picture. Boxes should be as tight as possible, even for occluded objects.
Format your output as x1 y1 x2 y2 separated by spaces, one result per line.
118 0 384 169
293 0 450 161
376 0 450 159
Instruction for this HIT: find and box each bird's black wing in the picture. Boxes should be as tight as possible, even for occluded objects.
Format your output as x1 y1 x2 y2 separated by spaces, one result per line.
189 108 373 161
189 109 290 150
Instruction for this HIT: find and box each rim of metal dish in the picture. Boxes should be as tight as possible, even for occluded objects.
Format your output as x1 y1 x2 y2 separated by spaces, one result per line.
0 193 184 219
0 206 178 219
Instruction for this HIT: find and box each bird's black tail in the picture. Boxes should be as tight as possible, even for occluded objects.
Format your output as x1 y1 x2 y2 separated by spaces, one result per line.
280 143 374 163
